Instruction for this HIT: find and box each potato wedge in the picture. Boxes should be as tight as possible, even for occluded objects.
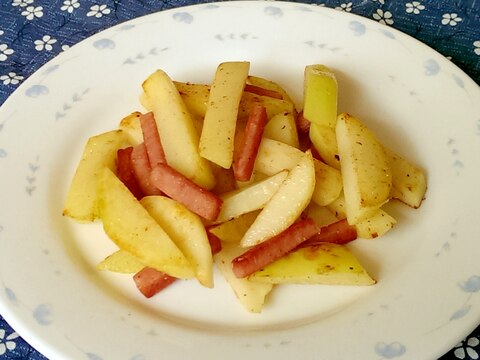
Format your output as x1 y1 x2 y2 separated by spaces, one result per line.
309 123 341 170
141 84 209 133
327 192 347 219
97 167 194 279
199 61 250 169
235 170 268 189
304 202 339 228
312 159 343 206
336 113 392 224
239 92 295 120
63 130 129 222
386 148 427 208
215 170 288 223
118 112 143 146
241 151 315 247
325 192 395 239
263 112 300 148
215 242 273 313
253 137 304 176
253 138 339 207
174 81 210 119
97 250 145 274
169 81 296 121
142 69 215 189
249 242 375 285
141 196 214 288
246 75 296 106
355 209 396 239
208 210 260 243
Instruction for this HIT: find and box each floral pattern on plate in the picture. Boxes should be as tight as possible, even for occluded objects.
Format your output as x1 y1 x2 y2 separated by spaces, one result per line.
0 2 479 360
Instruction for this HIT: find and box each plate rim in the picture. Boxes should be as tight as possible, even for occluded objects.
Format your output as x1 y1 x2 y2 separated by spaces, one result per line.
0 2 480 360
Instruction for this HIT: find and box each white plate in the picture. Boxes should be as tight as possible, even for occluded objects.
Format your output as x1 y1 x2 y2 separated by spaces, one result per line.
1 2 479 359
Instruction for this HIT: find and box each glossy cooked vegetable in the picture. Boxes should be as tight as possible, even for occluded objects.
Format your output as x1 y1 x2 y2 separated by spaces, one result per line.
64 61 427 312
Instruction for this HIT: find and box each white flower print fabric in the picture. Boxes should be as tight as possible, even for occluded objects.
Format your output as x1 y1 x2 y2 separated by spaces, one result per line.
0 1 479 359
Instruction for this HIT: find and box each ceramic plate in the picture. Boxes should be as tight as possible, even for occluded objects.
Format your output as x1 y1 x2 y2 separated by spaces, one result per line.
1 2 479 359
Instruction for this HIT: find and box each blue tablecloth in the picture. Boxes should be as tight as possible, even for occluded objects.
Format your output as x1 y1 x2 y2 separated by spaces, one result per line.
0 0 479 359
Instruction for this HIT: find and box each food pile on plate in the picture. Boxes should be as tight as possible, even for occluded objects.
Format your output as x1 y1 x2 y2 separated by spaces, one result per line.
63 62 427 312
